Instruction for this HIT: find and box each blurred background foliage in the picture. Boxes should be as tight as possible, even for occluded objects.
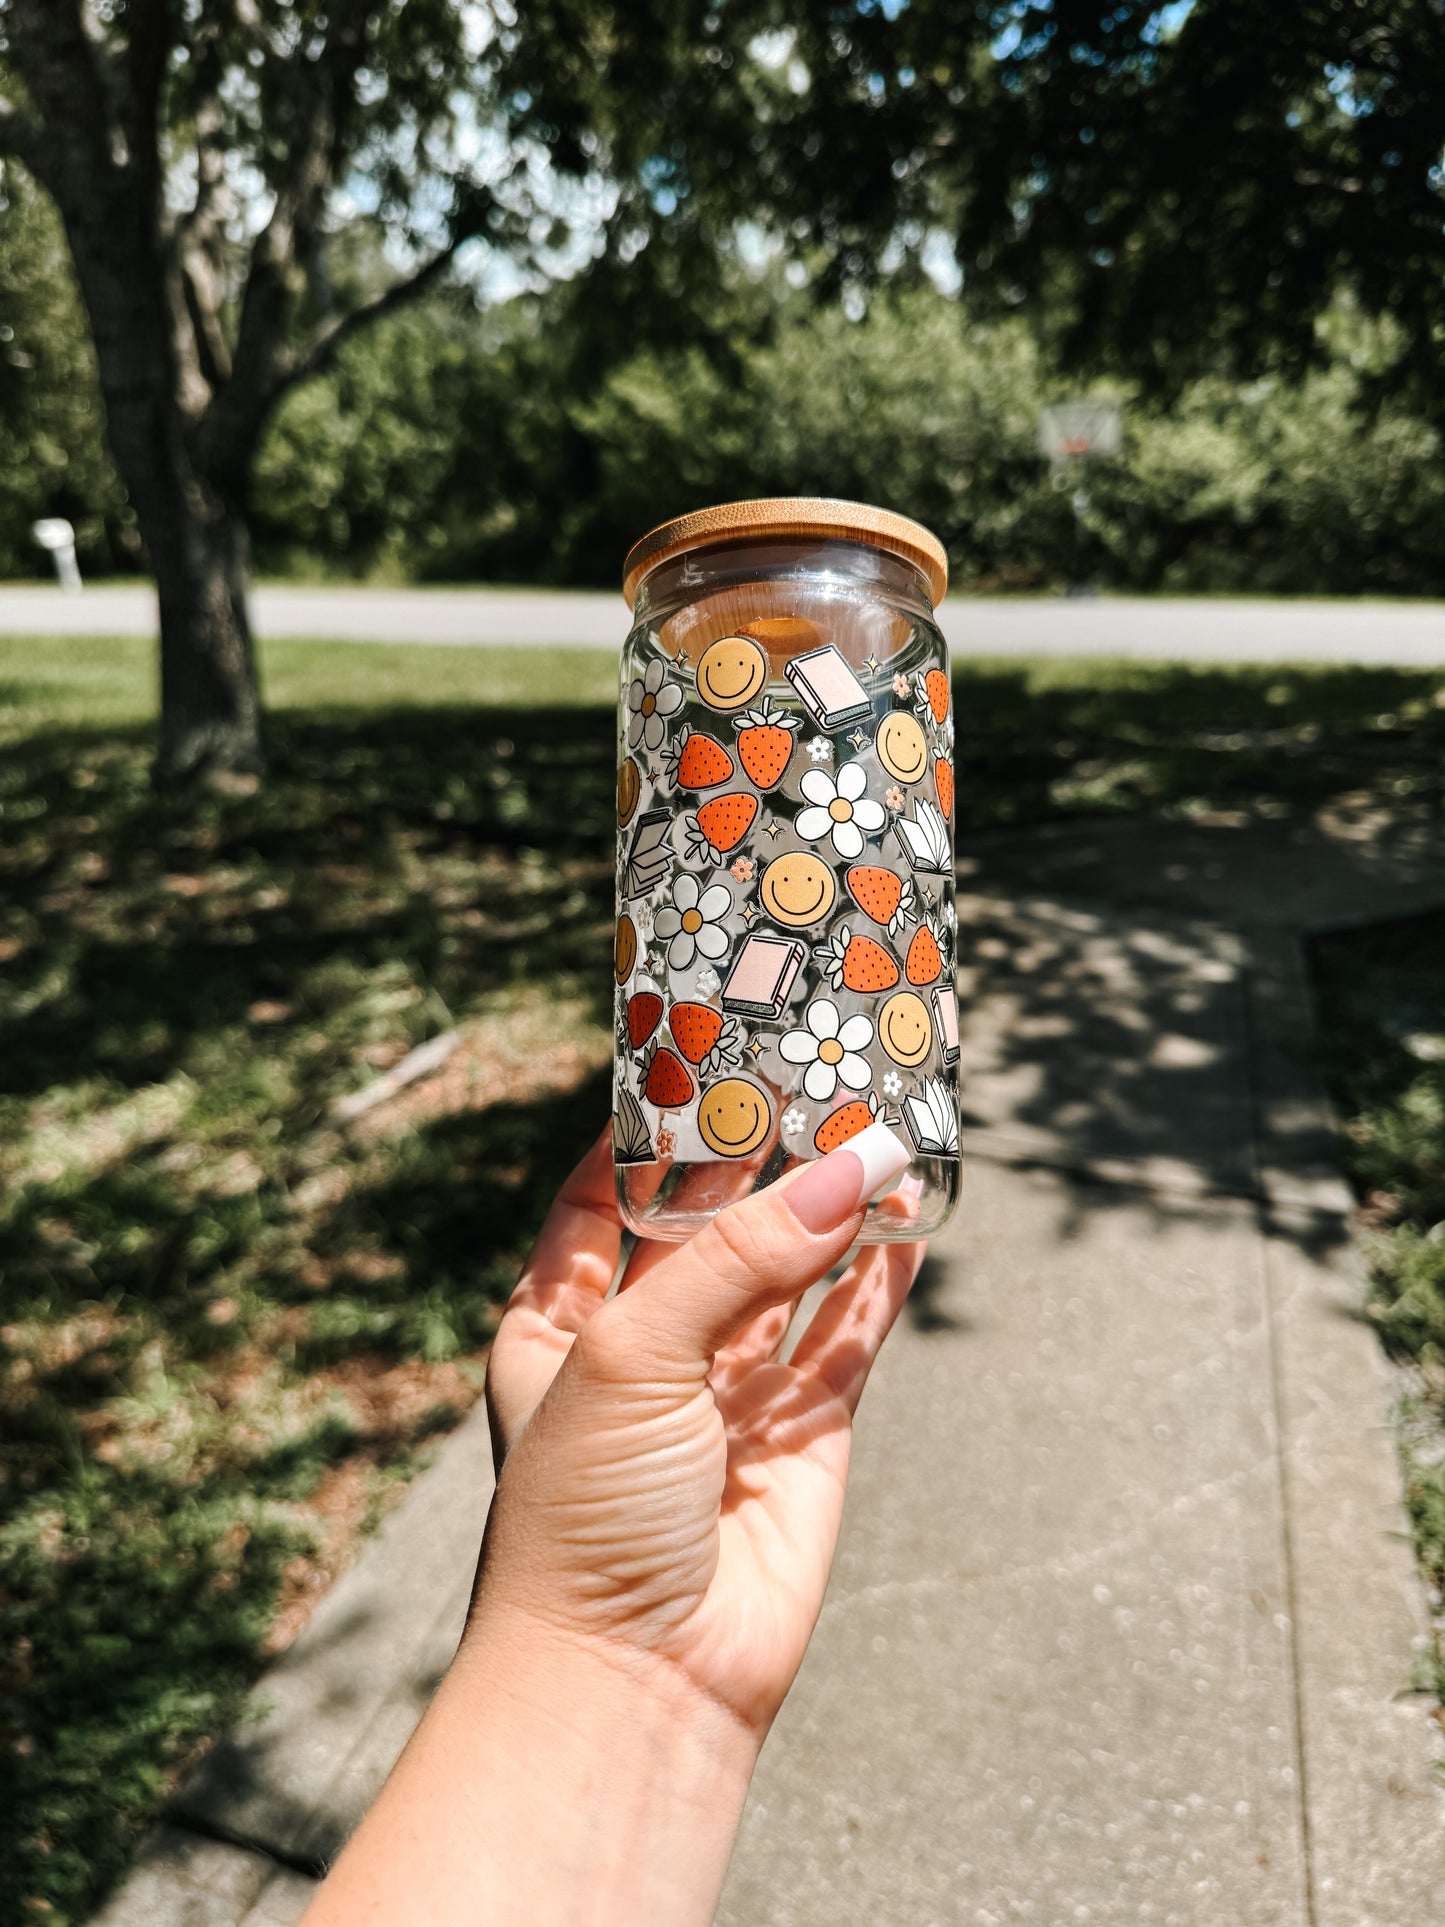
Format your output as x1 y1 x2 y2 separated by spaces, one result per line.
4 157 1442 598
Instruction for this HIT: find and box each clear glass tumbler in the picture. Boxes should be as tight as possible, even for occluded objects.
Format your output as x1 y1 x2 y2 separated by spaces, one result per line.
613 498 959 1242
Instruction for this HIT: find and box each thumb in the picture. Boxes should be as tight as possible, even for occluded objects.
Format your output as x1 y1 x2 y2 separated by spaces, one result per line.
604 1123 912 1370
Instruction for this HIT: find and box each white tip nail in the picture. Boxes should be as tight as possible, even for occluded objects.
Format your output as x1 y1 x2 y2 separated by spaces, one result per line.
846 1120 913 1201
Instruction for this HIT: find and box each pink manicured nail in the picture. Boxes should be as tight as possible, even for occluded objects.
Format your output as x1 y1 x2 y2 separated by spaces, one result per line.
787 1123 912 1233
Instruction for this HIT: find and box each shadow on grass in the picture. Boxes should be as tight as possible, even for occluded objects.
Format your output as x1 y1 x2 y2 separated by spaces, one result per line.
4 660 1445 1917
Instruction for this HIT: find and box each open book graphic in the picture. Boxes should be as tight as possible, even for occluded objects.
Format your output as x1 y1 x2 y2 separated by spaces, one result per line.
893 798 949 874
613 1085 655 1164
900 1076 959 1158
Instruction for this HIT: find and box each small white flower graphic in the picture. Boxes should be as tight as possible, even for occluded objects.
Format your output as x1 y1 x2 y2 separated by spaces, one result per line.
695 965 721 996
806 736 833 763
654 873 731 970
795 760 887 862
882 1070 902 1098
781 1106 808 1137
780 998 875 1102
627 660 684 752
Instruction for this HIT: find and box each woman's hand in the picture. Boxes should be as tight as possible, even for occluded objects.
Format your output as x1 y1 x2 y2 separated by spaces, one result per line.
479 1120 922 1738
305 1120 921 1927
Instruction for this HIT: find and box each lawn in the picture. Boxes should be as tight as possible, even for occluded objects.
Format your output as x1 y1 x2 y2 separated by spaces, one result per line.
6 633 1445 1920
1311 915 1445 1698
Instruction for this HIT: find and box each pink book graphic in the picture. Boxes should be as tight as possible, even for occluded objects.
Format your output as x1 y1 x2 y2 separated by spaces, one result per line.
784 645 873 731
721 933 805 1020
931 981 960 1066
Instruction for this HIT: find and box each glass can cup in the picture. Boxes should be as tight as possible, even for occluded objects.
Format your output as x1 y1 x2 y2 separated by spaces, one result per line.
613 497 959 1243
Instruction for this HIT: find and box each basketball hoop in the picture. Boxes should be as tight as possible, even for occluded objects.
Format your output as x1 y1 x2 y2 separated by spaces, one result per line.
1039 401 1123 490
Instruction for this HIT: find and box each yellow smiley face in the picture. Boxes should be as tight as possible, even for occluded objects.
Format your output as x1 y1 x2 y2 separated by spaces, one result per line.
615 913 637 985
879 990 932 1067
759 852 837 929
696 636 767 712
875 711 930 785
697 1077 773 1157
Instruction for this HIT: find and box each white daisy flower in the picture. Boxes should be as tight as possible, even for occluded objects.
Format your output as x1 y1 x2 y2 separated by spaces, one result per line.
627 660 684 752
794 760 887 862
882 1070 902 1097
654 872 731 970
781 1106 808 1137
806 736 833 763
779 998 874 1102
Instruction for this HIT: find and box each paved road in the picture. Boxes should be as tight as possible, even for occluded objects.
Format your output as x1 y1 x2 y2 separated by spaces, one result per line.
6 581 1445 662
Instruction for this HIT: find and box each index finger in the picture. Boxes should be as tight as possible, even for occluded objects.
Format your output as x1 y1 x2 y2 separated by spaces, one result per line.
505 1125 622 1333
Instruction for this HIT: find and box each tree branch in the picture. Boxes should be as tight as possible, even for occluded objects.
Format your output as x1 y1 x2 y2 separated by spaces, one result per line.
122 0 176 199
282 234 476 394
2 0 118 204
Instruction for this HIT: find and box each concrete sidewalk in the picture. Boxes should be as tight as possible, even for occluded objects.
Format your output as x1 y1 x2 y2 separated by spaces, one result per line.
93 807 1445 1926
6 580 1445 663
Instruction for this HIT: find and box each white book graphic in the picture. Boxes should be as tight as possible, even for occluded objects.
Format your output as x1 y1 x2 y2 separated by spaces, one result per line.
900 1076 959 1158
893 798 950 874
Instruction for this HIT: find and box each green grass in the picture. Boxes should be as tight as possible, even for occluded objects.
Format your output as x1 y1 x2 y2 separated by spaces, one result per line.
1311 916 1445 1697
7 633 1445 1918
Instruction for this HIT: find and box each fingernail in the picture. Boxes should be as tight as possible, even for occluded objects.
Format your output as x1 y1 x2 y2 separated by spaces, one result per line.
787 1123 912 1234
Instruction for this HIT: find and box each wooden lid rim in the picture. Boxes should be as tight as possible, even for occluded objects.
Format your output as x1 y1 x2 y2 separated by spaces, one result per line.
622 496 948 610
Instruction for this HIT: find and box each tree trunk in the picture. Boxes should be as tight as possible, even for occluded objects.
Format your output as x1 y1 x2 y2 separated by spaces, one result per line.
48 192 267 785
146 476 265 785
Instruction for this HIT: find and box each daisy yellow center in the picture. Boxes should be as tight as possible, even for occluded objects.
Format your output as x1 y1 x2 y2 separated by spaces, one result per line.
640 693 656 716
828 797 853 823
817 1037 845 1065
681 908 703 934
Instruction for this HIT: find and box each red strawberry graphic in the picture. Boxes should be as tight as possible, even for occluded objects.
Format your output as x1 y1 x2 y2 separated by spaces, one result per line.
816 923 900 994
733 697 799 790
925 669 950 728
685 791 758 863
846 864 913 936
627 990 664 1050
814 1093 884 1156
905 920 943 987
666 731 734 790
645 1045 695 1110
934 758 954 819
668 1002 723 1066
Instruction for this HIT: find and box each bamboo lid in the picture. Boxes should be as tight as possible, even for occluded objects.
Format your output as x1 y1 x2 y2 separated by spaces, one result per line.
622 496 948 610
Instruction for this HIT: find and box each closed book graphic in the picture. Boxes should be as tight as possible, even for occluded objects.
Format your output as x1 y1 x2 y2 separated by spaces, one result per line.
784 645 873 730
721 934 805 1019
932 981 960 1065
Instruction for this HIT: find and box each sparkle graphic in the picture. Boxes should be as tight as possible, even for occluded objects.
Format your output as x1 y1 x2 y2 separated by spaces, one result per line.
672 646 689 667
763 818 783 839
741 904 757 924
747 1038 766 1060
847 728 868 752
922 886 936 908
862 654 881 675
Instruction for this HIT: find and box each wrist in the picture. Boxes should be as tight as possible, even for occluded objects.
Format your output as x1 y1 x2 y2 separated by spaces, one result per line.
447 1600 760 1921
310 1599 760 1927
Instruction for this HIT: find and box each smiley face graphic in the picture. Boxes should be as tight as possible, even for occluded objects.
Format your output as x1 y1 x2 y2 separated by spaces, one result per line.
696 635 768 713
875 711 930 786
759 852 837 929
617 756 641 827
879 990 932 1067
697 1076 773 1157
615 913 638 985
